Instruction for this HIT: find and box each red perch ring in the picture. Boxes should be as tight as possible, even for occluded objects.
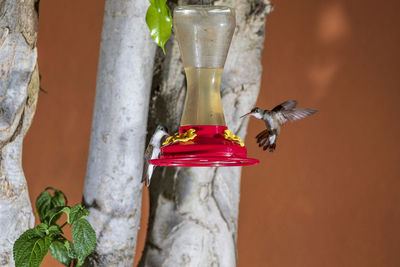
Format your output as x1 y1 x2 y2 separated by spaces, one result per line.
149 125 259 167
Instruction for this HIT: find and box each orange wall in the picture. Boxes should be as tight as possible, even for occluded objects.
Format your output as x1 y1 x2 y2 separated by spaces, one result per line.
23 0 400 266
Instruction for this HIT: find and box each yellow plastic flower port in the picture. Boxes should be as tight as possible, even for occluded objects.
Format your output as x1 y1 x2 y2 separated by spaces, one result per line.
163 128 197 146
223 129 244 147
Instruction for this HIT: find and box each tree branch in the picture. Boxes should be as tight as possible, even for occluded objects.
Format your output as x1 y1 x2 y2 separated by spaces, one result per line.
82 0 156 266
0 0 39 265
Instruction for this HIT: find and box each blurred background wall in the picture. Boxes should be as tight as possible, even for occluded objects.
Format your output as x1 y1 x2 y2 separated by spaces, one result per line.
23 0 400 266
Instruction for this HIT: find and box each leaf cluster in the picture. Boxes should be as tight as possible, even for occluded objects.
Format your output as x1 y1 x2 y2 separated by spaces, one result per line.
13 187 96 267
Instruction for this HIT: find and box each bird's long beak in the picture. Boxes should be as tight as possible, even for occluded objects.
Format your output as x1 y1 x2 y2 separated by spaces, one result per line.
164 131 171 136
240 112 252 119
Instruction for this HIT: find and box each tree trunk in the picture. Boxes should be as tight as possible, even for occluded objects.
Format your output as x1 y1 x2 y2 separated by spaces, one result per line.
0 0 39 265
139 0 272 266
82 0 156 266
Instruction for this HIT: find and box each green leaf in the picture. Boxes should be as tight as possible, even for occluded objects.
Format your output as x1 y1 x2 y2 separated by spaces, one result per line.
48 206 70 225
35 190 51 222
36 187 67 223
77 258 85 267
65 241 77 259
13 229 52 267
35 223 48 236
49 241 71 267
51 190 67 207
146 0 172 54
69 204 89 225
48 225 63 237
72 219 96 265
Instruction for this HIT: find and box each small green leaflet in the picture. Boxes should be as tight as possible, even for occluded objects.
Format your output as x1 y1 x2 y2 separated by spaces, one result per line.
72 219 96 266
48 225 63 237
65 241 77 259
35 190 52 222
35 187 67 223
49 241 71 267
35 223 48 235
47 206 70 225
13 229 51 267
49 188 67 207
68 204 89 225
146 0 172 54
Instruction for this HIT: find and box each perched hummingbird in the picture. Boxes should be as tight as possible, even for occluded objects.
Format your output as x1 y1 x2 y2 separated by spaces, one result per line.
241 100 317 152
142 125 170 187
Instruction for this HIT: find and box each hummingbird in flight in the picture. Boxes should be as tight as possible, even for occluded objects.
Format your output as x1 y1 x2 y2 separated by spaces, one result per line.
142 125 170 187
241 100 317 152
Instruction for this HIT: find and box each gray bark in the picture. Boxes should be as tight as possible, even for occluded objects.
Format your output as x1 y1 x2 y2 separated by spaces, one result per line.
82 0 156 266
140 0 273 266
0 0 39 265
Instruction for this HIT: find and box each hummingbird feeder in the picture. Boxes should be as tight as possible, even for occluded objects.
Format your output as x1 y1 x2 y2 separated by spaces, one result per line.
150 6 259 167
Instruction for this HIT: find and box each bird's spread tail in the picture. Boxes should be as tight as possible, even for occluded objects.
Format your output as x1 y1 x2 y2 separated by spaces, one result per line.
256 129 277 152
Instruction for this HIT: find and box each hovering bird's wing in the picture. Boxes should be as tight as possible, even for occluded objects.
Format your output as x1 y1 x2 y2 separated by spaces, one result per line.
272 100 298 112
282 108 317 122
142 143 154 185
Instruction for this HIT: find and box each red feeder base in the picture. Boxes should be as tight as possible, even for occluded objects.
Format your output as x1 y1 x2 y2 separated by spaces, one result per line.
149 125 259 167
